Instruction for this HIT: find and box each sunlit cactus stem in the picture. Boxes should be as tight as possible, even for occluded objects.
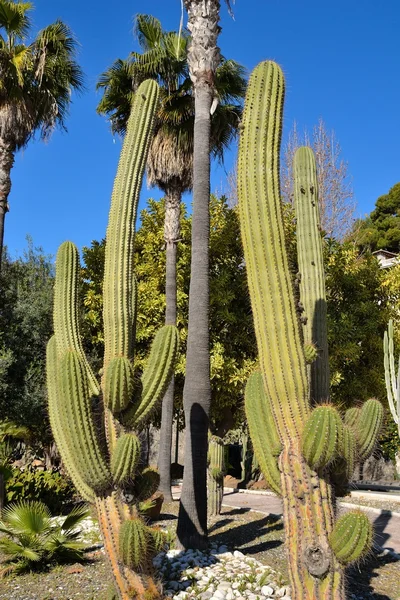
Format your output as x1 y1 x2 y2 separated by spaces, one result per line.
47 79 180 600
208 436 225 516
237 60 383 600
384 319 400 437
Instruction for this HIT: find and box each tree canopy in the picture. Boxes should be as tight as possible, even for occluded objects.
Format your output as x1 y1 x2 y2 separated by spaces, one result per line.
353 182 400 252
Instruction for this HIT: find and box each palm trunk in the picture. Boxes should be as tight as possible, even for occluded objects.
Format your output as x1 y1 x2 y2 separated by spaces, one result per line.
177 0 221 550
0 139 14 271
158 187 181 502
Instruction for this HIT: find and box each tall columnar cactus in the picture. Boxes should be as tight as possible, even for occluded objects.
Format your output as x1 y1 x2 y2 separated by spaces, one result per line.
238 61 382 600
46 80 179 600
208 436 225 516
384 319 400 437
294 147 330 403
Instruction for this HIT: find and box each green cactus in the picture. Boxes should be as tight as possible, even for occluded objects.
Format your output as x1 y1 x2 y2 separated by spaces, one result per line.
111 434 141 485
329 511 373 564
244 372 281 495
119 519 150 570
294 146 330 403
356 398 383 461
344 407 360 428
208 436 225 516
302 405 343 470
340 424 357 479
46 79 179 600
384 320 400 437
238 60 382 599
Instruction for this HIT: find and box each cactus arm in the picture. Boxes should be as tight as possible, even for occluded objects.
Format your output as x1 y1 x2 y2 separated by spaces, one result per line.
397 359 400 435
384 323 400 427
208 436 225 515
46 337 95 503
59 350 111 492
294 147 330 403
356 398 383 461
122 325 179 428
54 242 99 396
103 80 159 369
237 60 309 440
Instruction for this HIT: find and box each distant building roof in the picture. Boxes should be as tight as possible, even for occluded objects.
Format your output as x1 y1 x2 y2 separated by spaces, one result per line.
372 249 399 268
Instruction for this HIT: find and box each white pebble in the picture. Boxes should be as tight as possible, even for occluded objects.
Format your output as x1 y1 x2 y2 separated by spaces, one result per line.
261 586 274 597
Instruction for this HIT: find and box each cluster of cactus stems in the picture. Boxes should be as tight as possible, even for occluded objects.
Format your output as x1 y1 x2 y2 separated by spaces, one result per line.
238 61 383 599
46 79 179 600
384 320 400 437
208 436 225 516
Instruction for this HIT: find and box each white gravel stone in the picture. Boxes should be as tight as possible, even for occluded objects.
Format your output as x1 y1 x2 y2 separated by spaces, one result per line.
261 586 274 596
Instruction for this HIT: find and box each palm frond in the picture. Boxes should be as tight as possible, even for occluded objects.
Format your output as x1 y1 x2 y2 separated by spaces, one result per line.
0 1 32 39
0 501 51 535
60 504 89 532
134 14 162 51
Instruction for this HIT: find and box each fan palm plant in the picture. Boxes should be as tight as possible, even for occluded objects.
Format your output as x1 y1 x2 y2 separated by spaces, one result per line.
0 0 84 269
0 500 89 576
97 14 245 503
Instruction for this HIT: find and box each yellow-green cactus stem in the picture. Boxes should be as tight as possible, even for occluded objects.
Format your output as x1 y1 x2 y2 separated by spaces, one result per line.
344 407 360 428
356 398 383 461
103 79 160 368
46 337 95 503
329 511 373 564
304 342 318 364
54 241 99 396
340 424 357 479
237 60 309 441
301 405 343 470
294 147 329 403
111 433 141 485
245 372 281 495
148 527 166 553
104 356 135 414
208 436 225 516
122 325 179 428
134 467 160 502
119 518 150 570
59 350 111 492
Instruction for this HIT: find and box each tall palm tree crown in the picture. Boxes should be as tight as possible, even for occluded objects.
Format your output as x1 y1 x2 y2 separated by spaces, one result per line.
0 0 83 268
97 14 246 206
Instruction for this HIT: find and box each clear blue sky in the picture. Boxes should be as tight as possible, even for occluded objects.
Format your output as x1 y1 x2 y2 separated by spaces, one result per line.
6 0 400 258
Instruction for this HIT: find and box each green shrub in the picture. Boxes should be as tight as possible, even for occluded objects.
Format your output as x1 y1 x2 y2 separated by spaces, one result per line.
379 417 400 463
0 501 89 576
5 468 75 514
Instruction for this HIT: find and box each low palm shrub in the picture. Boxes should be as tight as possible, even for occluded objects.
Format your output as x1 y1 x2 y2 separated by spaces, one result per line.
0 500 89 576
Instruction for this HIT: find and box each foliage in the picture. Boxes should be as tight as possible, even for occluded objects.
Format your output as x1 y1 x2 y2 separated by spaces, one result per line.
0 239 54 440
379 417 400 462
0 1 83 151
82 196 257 430
354 183 400 252
324 240 389 406
0 501 89 576
5 468 76 514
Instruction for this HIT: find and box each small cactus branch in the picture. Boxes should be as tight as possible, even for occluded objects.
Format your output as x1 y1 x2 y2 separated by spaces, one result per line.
103 80 160 369
237 61 309 440
244 372 281 495
294 146 330 403
122 325 179 428
384 320 400 435
208 436 225 516
54 241 99 396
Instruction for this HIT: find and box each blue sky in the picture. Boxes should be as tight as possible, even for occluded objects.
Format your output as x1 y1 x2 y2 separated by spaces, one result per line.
5 0 400 258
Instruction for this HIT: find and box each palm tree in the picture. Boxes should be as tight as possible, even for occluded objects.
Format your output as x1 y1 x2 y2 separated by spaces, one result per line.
0 0 83 269
97 14 245 504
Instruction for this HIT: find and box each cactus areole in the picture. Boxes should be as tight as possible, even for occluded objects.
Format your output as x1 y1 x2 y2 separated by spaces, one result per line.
237 61 379 600
47 79 179 600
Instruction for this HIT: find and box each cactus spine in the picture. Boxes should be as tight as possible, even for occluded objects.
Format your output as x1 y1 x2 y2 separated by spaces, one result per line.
384 319 400 437
294 147 330 402
208 436 225 516
238 61 382 600
47 80 179 600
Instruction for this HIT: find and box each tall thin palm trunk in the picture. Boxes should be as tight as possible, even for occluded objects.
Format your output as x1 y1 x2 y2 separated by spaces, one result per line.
177 0 221 550
158 186 181 502
0 139 14 271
